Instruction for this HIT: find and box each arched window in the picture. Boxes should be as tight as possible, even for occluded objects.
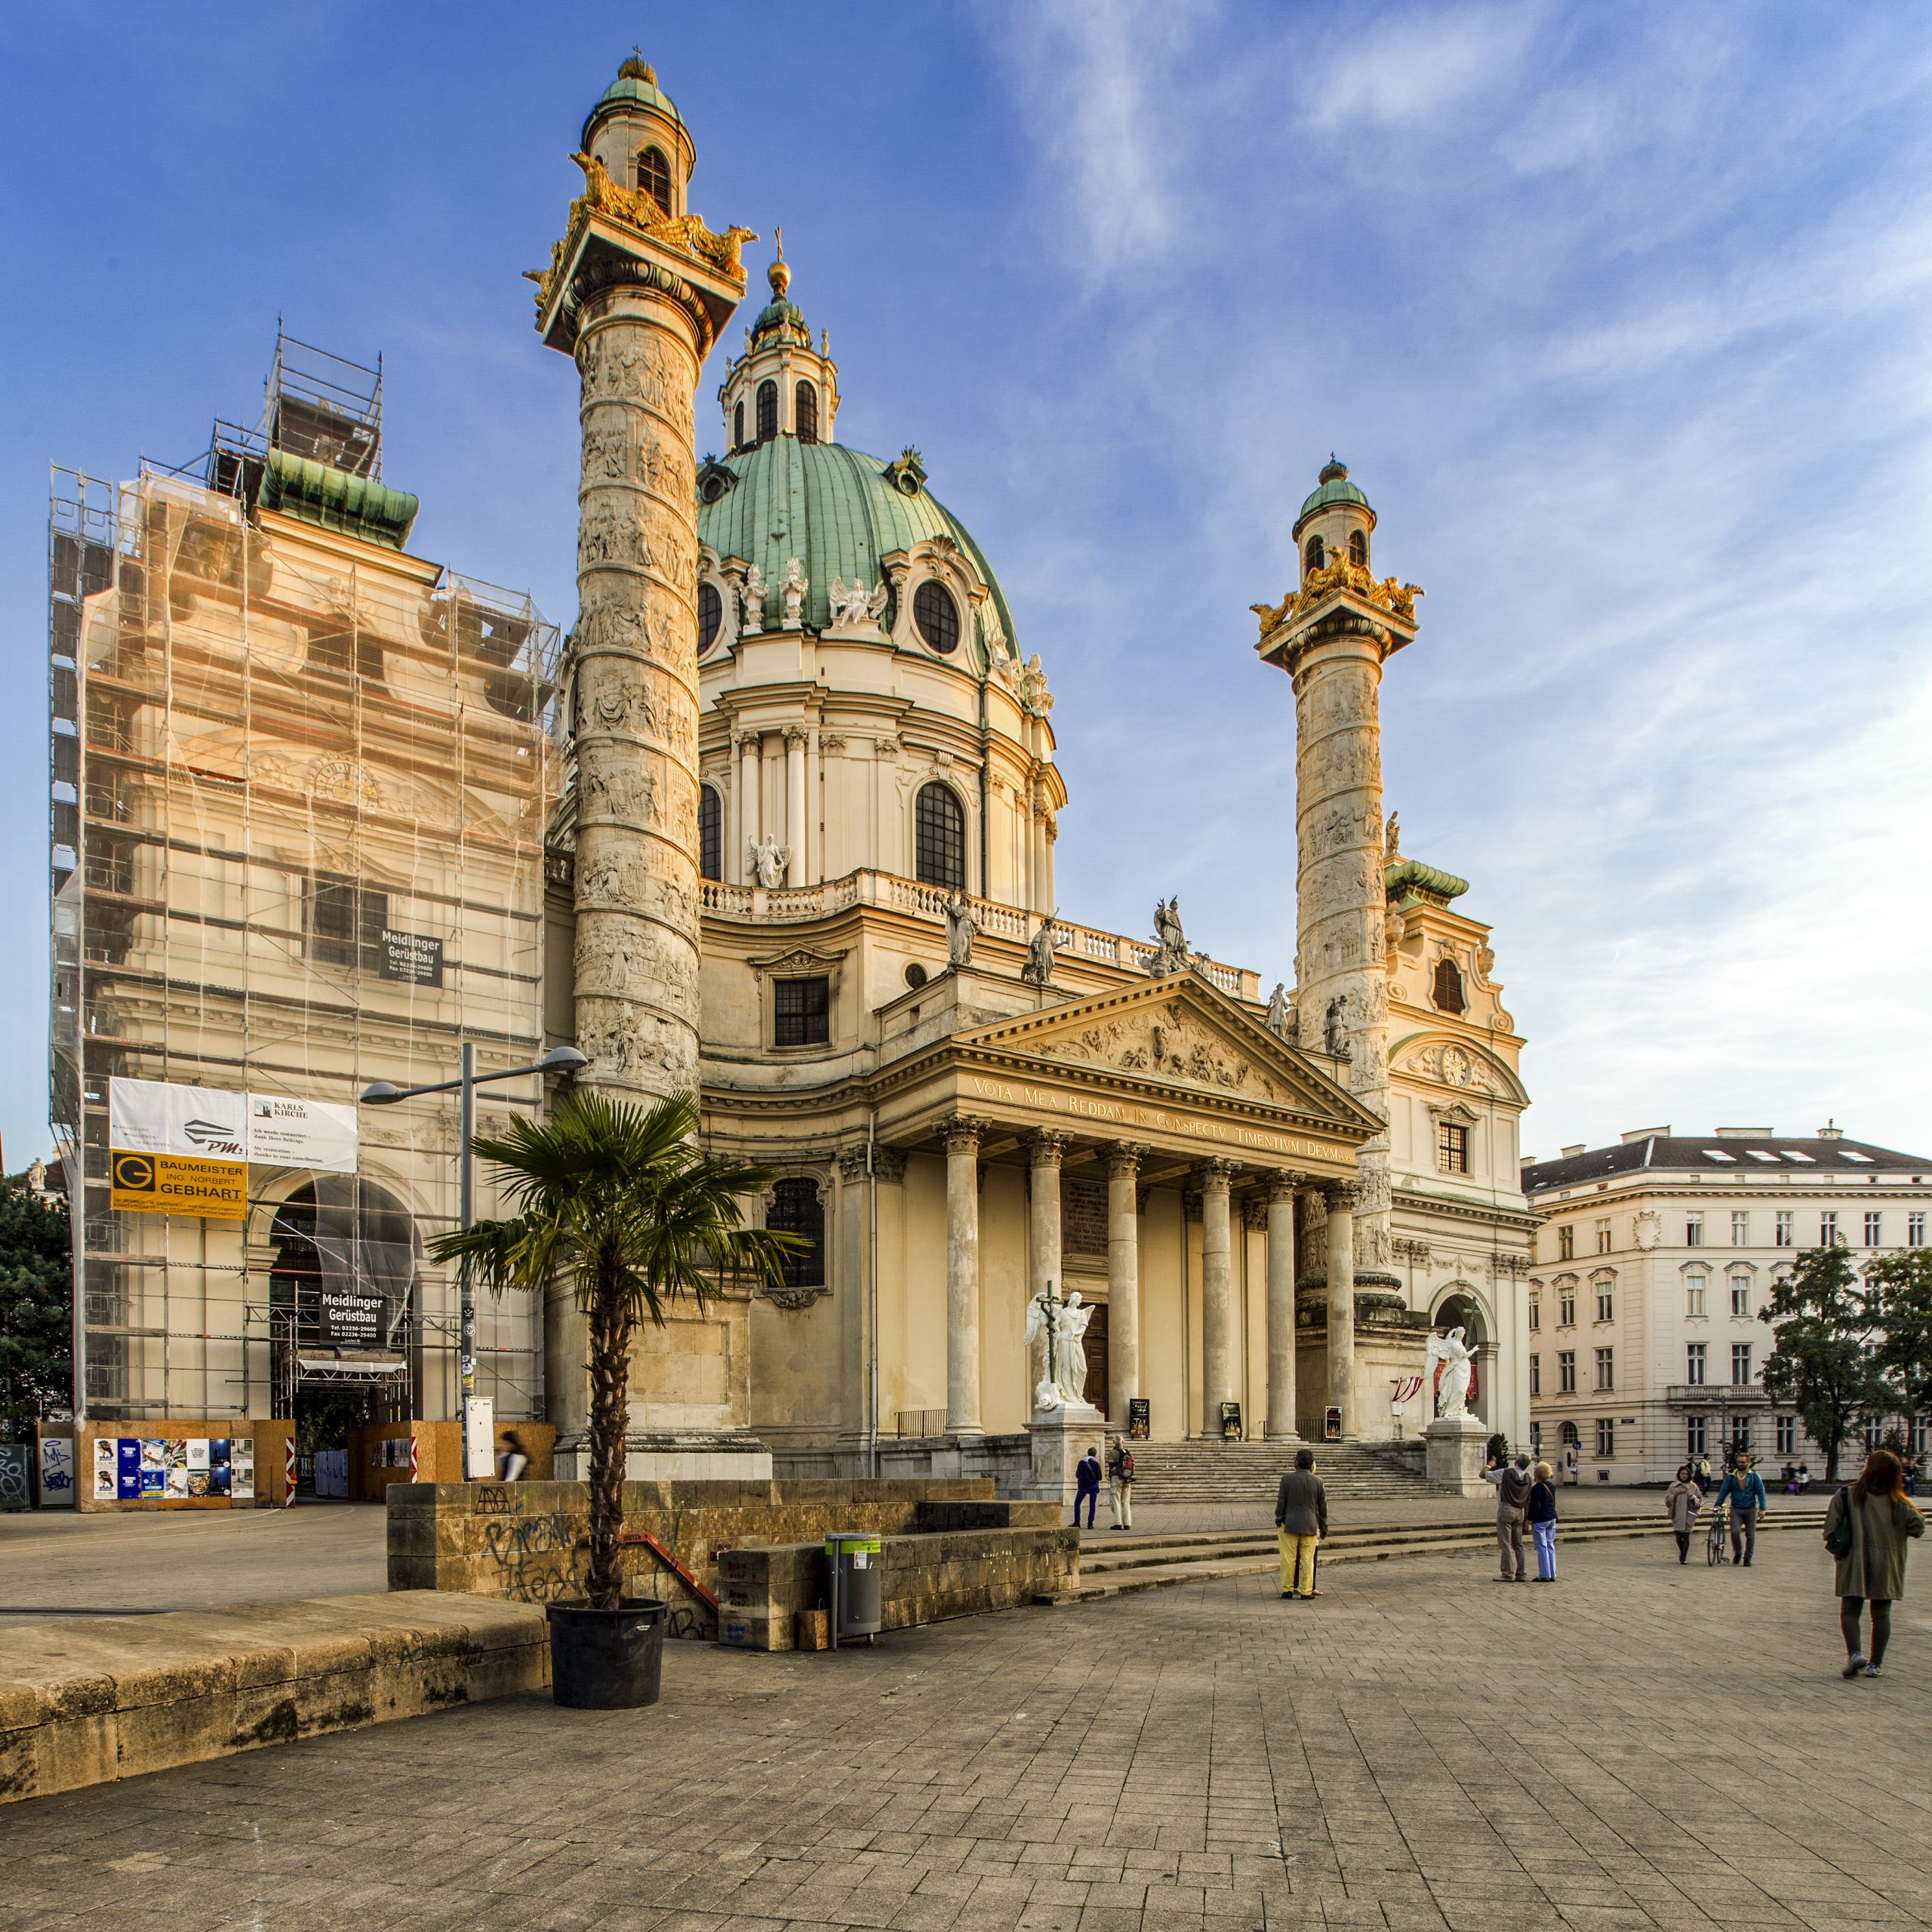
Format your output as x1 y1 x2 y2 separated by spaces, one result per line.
697 581 723 654
755 380 777 443
733 401 745 448
1432 958 1466 1014
768 1177 826 1289
698 785 722 882
915 782 966 891
795 382 818 443
912 580 958 654
1305 536 1325 574
1348 530 1367 568
635 146 671 214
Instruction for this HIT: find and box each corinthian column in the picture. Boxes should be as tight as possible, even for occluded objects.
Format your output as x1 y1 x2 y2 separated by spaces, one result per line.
1105 1143 1145 1425
1326 1182 1357 1438
1197 1160 1236 1435
784 727 807 886
940 1116 986 1436
1266 1171 1302 1439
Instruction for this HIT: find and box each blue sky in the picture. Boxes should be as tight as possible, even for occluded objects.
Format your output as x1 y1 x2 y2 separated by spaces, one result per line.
4 2 1929 1168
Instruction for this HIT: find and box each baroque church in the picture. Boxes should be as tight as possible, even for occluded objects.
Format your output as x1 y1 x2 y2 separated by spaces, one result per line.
48 55 1536 1490
535 60 1537 1483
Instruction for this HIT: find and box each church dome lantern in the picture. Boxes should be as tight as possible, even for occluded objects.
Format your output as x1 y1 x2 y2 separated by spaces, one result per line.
581 53 694 220
1292 456 1375 580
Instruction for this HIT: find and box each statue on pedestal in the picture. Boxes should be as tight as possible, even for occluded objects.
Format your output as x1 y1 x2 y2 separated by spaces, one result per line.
945 889 976 968
1426 1326 1475 1419
1024 1283 1093 1410
1150 897 1189 976
1264 982 1293 1042
748 838 790 889
1021 914 1057 987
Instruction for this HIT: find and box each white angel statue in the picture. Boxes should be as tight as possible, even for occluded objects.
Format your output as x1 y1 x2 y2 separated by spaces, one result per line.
1426 1326 1475 1419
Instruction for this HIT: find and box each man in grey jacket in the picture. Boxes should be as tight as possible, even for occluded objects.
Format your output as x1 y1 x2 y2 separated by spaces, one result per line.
1274 1447 1328 1600
1484 1451 1534 1582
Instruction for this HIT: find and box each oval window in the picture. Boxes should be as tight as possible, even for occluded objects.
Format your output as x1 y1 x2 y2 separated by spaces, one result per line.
913 580 958 654
698 581 722 653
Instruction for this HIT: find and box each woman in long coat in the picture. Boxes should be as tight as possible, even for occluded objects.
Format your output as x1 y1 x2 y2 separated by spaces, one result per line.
1825 1447 1925 1679
1663 1464 1702 1564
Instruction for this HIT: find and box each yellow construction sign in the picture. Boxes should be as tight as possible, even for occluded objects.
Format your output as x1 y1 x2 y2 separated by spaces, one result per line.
109 1149 248 1221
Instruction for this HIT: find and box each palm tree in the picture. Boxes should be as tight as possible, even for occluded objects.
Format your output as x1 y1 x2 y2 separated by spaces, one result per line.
429 1089 798 1611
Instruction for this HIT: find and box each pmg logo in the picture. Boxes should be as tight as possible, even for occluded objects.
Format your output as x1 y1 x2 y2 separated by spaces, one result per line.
182 1118 245 1156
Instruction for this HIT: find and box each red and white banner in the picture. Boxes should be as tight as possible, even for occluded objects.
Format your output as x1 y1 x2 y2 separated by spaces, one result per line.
1391 1376 1425 1406
284 1436 297 1508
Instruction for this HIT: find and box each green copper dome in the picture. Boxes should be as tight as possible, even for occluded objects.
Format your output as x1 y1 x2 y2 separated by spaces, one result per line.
1297 456 1371 522
698 438 1017 660
583 55 687 147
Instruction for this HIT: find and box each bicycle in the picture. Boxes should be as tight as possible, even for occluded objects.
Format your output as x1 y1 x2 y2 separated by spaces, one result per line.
1706 1502 1731 1566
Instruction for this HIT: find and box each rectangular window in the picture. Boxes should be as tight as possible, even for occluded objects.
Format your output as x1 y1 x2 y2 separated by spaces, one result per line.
1820 1211 1838 1247
305 875 387 971
1776 1211 1794 1247
772 975 830 1048
1731 1343 1753 1386
1687 1415 1706 1457
1865 1211 1883 1248
1595 1284 1614 1323
1730 1279 1750 1319
1686 1343 1706 1386
1686 1272 1706 1318
1776 1414 1796 1455
1912 1212 1927 1248
1685 1214 1704 1247
1595 1218 1612 1255
1529 1354 1541 1397
1558 1350 1577 1395
1437 1122 1469 1174
1914 1417 1930 1458
1558 1224 1574 1262
1558 1289 1576 1327
1732 1211 1749 1247
1595 1417 1615 1459
1594 1346 1614 1392
1731 1415 1752 1454
1527 1297 1540 1332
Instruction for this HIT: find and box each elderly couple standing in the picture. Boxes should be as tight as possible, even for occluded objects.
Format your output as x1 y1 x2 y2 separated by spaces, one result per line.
1487 1452 1561 1583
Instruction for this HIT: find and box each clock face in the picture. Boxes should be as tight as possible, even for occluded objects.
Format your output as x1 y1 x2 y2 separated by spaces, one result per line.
1441 1047 1473 1087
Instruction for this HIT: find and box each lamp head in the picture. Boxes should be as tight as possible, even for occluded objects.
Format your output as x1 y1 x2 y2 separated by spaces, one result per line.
358 1081 404 1105
539 1046 589 1073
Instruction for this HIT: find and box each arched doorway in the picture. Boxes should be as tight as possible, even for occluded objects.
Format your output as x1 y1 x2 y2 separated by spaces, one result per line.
1431 1289 1491 1423
269 1175 420 1452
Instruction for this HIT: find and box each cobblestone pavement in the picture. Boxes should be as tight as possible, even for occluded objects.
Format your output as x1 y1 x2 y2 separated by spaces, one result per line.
5 1522 1927 1932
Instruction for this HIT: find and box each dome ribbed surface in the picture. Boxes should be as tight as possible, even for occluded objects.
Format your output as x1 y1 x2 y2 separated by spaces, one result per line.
697 438 1016 657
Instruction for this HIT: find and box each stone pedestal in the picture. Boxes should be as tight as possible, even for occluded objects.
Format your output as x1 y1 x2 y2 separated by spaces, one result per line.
1424 1414 1490 1497
1025 1404 1106 1504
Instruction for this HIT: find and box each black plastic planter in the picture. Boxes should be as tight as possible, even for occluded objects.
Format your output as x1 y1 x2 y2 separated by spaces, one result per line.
546 1598 666 1709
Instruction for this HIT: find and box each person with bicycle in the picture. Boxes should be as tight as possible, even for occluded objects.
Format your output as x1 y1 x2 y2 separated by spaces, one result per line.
1712 1454 1768 1567
1664 1463 1702 1564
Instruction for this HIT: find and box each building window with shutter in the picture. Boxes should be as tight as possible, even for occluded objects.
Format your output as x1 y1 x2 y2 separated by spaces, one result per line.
1776 1211 1794 1247
1732 1211 1749 1246
1686 1271 1706 1318
1865 1211 1883 1247
1558 1224 1574 1262
773 976 829 1048
1732 1343 1753 1386
1685 1214 1703 1247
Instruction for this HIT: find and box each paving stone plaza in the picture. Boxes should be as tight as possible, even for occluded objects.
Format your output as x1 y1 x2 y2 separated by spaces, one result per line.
3 1524 1924 1932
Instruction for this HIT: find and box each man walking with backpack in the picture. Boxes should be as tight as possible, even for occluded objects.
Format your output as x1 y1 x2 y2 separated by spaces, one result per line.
1106 1433 1135 1530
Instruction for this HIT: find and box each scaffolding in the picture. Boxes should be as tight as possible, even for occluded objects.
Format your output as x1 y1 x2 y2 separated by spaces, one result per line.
49 338 562 1431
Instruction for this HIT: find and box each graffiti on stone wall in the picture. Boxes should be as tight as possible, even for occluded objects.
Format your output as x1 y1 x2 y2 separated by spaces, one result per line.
479 1512 585 1604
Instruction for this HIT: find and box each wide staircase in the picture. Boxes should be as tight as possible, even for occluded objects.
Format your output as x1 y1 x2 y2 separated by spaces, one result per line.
1126 1437 1438 1506
1053 1505 1831 1602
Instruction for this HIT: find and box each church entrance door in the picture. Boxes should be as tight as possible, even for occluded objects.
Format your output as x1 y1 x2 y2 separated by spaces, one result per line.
1082 1302 1109 1411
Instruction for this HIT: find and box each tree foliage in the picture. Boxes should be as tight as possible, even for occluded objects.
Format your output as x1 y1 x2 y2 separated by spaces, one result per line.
0 1177 73 1438
1866 1248 1932 1426
1759 1245 1882 1482
429 1090 797 1611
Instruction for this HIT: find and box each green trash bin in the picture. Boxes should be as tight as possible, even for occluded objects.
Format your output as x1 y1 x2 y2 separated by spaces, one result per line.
825 1531 882 1646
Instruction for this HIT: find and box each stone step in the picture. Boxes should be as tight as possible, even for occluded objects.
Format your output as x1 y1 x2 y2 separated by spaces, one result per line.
1046 1510 1830 1601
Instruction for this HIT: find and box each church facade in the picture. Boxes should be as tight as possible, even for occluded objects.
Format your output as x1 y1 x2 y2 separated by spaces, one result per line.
48 57 1536 1483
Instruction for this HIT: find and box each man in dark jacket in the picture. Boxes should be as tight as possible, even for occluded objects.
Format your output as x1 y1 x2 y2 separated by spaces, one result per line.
1072 1447 1102 1529
1484 1452 1534 1582
1274 1447 1328 1599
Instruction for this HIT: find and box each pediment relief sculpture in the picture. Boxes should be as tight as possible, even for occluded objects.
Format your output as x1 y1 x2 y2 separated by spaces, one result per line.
1029 1004 1281 1102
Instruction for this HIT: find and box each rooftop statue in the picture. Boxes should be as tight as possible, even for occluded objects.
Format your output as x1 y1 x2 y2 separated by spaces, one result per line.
1020 913 1058 988
945 890 976 968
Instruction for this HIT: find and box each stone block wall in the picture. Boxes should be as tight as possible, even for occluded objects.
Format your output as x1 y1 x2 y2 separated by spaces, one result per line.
386 1477 1019 1639
717 1523 1079 1651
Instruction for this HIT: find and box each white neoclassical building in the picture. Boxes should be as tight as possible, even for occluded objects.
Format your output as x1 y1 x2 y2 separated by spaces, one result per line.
1522 1127 1932 1484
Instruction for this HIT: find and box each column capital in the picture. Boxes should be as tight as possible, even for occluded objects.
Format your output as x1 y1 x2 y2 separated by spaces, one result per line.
1327 1180 1358 1211
837 1146 869 1183
1241 1195 1270 1232
874 1146 907 1184
1194 1158 1237 1191
1027 1130 1071 1169
1267 1168 1309 1203
839 1142 910 1182
1103 1140 1148 1180
732 730 760 754
783 724 807 746
938 1114 989 1156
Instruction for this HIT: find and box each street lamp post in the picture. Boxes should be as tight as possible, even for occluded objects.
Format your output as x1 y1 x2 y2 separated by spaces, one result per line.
360 1041 587 1477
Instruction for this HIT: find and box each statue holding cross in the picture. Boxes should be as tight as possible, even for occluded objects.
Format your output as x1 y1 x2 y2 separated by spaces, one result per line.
1024 1281 1094 1412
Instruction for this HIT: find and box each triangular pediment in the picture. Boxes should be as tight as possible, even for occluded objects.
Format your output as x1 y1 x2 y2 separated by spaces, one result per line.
953 974 1380 1137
